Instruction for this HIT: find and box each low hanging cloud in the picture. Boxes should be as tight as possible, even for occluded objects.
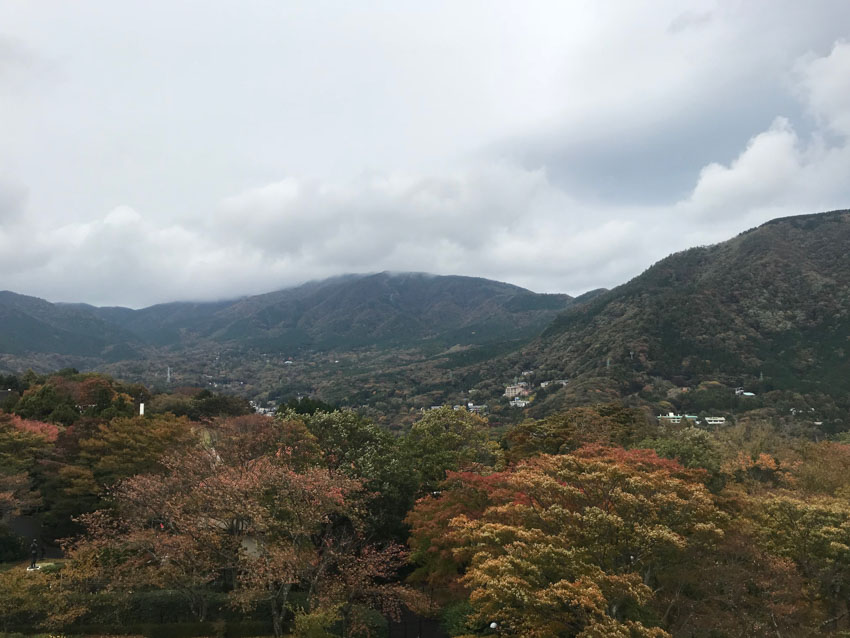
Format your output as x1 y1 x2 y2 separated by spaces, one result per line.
2 41 850 308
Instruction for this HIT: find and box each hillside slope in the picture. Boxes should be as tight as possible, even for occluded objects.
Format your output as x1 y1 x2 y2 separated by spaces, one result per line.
0 292 141 361
520 210 850 413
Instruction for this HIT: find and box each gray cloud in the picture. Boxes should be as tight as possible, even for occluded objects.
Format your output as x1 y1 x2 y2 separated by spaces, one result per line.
667 10 713 34
0 3 849 307
0 178 26 225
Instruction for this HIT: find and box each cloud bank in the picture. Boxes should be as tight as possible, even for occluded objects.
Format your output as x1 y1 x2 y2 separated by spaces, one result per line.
0 4 849 307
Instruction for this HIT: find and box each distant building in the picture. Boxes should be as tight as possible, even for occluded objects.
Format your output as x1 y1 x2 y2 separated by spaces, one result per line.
509 398 530 408
658 412 698 424
467 401 488 414
540 379 569 389
704 416 726 426
504 384 531 398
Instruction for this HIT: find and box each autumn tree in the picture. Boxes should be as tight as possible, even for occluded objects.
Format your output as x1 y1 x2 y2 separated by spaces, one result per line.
0 566 87 632
78 414 196 487
657 527 816 636
791 441 850 496
68 414 412 637
408 446 725 636
0 413 55 554
503 404 651 463
38 412 196 539
752 493 850 631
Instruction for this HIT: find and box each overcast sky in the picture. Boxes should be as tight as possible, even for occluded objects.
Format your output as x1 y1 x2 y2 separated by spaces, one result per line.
1 1 849 307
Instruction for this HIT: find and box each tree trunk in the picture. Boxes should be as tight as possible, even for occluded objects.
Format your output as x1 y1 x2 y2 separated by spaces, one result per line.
192 594 208 622
271 583 292 638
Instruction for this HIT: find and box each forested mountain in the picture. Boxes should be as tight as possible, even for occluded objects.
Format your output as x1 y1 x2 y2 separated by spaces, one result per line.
515 209 850 417
0 272 572 360
0 292 141 361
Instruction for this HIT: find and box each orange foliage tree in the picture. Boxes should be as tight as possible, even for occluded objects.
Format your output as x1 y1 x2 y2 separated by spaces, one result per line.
66 414 412 637
408 446 725 637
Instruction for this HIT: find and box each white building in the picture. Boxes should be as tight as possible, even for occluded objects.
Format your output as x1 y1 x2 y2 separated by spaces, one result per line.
658 412 699 424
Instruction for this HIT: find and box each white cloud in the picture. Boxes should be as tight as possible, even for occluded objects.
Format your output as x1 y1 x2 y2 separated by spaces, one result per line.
1 6 849 307
795 40 850 138
677 41 850 234
685 118 803 216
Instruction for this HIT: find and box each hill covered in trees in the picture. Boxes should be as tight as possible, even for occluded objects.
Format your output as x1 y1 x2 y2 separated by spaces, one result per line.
494 210 850 423
0 272 572 367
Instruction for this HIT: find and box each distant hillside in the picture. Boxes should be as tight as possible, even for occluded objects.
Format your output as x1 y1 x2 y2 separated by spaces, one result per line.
521 209 850 414
0 292 141 361
96 272 573 351
0 273 573 367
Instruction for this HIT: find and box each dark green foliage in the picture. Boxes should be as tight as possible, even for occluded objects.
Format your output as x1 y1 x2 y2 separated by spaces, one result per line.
403 407 495 493
282 396 336 415
441 600 475 636
147 390 251 421
640 427 726 491
677 387 740 413
190 391 251 419
345 605 389 638
0 374 28 393
14 384 76 423
0 526 26 562
78 590 268 626
300 409 418 540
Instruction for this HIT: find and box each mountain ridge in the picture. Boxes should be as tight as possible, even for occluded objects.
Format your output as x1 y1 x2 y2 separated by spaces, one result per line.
510 209 850 419
0 272 575 365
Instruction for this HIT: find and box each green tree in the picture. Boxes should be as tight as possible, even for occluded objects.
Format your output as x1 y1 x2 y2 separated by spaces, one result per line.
403 407 499 494
299 409 417 540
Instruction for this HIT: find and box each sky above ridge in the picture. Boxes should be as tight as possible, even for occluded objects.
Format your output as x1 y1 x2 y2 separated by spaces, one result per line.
1 1 849 307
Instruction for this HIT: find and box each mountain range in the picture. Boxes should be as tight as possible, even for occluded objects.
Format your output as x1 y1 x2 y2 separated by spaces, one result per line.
0 272 573 363
1 209 849 422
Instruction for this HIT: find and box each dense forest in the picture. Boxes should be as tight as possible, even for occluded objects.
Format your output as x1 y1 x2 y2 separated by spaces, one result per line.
3 369 850 637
